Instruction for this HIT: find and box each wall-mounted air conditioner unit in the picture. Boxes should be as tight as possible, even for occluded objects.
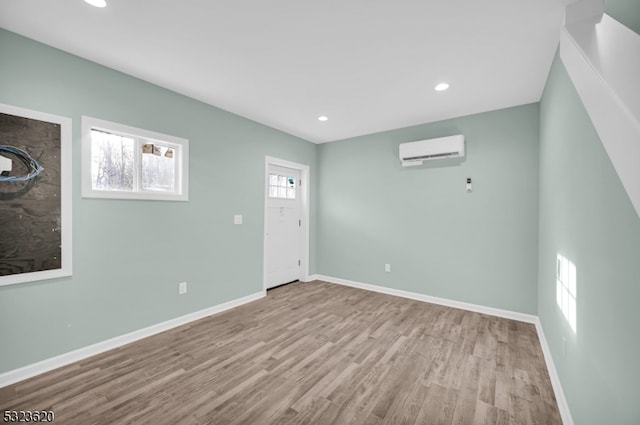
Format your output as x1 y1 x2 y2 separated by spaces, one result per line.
399 134 465 167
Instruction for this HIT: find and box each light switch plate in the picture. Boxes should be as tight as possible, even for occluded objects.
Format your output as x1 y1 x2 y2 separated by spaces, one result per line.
234 214 243 225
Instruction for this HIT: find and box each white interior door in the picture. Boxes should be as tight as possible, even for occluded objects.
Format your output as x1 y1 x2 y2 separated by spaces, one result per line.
265 165 302 289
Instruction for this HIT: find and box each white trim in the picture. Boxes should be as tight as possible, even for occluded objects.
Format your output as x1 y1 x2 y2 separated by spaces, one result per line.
81 116 190 201
534 318 575 425
300 274 319 283
313 274 537 323
559 15 640 219
0 103 72 286
311 274 573 424
0 290 265 389
564 0 603 26
263 156 311 290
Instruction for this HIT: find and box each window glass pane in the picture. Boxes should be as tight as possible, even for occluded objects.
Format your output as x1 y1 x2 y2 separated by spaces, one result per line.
269 186 278 198
278 175 286 187
269 174 278 186
287 188 296 199
287 177 296 188
90 130 135 191
141 144 176 192
278 187 286 198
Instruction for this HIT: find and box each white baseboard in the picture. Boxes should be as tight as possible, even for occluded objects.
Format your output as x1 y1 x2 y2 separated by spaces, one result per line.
311 274 573 425
312 274 537 323
1 277 574 425
534 318 575 425
0 290 266 389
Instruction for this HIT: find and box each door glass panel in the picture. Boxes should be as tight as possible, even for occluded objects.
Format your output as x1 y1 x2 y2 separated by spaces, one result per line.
269 173 278 186
269 173 297 199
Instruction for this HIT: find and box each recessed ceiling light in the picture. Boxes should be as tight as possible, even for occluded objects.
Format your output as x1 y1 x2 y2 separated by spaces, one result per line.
434 83 450 92
318 116 328 122
85 0 107 7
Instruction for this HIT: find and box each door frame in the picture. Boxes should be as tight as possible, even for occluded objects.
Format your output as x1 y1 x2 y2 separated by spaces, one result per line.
263 156 310 291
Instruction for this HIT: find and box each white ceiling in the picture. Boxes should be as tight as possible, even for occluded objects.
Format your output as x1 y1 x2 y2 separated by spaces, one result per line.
0 0 567 143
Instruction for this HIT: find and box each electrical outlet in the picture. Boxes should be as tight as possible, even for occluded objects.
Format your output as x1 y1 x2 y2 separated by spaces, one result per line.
178 281 187 295
385 264 391 273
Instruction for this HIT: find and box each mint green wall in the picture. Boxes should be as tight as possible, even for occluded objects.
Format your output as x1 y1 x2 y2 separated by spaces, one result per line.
0 30 317 373
4 21 639 425
606 0 640 35
539 54 640 425
317 104 540 314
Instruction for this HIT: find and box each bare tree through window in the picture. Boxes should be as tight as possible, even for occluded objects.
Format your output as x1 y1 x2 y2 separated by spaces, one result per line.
90 130 134 191
90 130 176 193
142 145 175 192
83 116 188 201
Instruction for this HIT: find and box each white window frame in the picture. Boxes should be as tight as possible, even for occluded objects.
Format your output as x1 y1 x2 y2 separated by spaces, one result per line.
0 103 72 286
82 116 189 201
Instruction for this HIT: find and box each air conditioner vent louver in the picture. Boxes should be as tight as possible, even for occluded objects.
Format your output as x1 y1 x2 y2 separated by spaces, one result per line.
403 152 459 161
399 134 465 167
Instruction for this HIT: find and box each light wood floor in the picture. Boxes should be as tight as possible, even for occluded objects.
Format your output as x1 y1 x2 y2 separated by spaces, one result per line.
0 281 562 425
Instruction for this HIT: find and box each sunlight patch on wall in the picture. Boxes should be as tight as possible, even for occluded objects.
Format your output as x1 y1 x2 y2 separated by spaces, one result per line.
557 253 577 333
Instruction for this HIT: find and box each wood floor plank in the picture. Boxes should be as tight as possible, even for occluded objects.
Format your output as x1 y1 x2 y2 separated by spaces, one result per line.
0 281 562 425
